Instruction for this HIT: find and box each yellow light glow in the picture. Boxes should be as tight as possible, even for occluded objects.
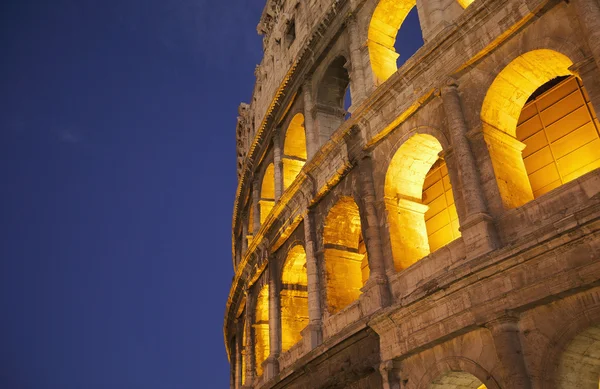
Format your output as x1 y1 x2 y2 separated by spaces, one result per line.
457 0 474 8
422 159 460 252
384 134 459 270
283 113 307 190
281 245 309 352
516 76 600 198
260 163 275 224
283 114 307 159
323 197 367 314
254 284 269 377
481 49 575 209
241 323 247 384
482 49 573 137
368 0 417 84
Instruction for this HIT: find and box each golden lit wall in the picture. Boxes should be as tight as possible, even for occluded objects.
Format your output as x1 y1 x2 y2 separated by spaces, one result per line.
481 49 573 209
422 159 461 252
241 321 247 385
254 284 270 377
368 0 417 84
283 114 307 189
280 245 309 352
516 76 600 197
384 134 452 270
323 197 368 314
260 164 275 224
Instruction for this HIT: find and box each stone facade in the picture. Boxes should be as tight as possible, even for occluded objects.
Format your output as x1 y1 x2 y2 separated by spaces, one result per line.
226 0 600 388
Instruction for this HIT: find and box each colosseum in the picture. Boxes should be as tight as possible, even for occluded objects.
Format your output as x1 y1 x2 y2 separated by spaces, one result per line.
224 0 600 387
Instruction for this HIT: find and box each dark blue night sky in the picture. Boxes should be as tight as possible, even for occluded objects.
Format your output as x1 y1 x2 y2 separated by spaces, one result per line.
0 1 422 388
1 1 262 388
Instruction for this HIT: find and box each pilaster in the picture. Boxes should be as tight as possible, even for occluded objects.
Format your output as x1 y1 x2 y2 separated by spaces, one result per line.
273 131 284 201
302 209 323 349
485 313 531 389
441 81 498 258
243 285 255 388
302 82 319 160
252 179 261 236
571 0 600 70
264 260 281 380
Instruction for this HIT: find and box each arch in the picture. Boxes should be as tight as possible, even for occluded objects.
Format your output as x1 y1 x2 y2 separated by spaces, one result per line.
254 284 270 377
554 324 600 388
417 357 500 389
282 113 307 189
368 0 421 84
539 301 600 389
260 163 275 224
315 56 350 143
429 371 486 389
280 244 309 352
480 49 600 208
323 196 369 314
384 133 460 271
481 49 573 138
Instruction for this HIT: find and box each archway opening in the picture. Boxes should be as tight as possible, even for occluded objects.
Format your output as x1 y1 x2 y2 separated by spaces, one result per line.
323 197 369 314
479 49 599 209
555 324 600 389
516 75 600 198
393 6 424 69
315 56 350 143
283 114 307 189
429 370 487 388
280 245 309 352
385 133 460 271
368 0 422 84
260 163 275 224
254 284 269 377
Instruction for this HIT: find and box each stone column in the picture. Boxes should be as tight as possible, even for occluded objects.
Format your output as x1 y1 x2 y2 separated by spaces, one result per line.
570 56 600 116
486 314 531 389
380 360 401 389
302 82 319 160
235 320 244 389
302 209 323 349
571 0 600 70
346 15 367 109
357 155 392 309
252 179 261 236
264 261 281 380
441 81 498 258
243 286 255 388
241 223 248 256
273 131 284 201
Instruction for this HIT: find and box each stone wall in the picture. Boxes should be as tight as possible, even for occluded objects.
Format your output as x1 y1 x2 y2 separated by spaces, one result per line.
225 0 600 387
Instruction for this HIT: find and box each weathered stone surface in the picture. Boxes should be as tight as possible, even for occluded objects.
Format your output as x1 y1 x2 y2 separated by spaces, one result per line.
225 0 600 388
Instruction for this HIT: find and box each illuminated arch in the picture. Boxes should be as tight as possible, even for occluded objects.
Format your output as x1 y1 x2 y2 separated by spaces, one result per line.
554 324 600 388
282 113 307 189
280 244 309 352
429 371 487 389
368 0 419 84
260 163 275 224
481 49 600 208
384 133 460 271
323 197 369 314
254 284 269 377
